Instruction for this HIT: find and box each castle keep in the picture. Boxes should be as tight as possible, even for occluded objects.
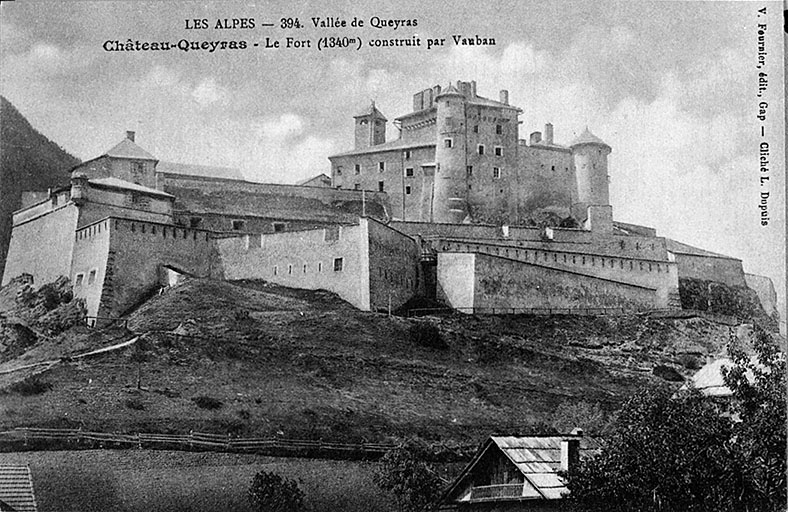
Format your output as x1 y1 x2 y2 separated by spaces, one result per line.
2 81 754 322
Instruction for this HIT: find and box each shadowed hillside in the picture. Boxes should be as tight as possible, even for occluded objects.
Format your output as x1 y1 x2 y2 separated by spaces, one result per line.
0 277 742 444
0 97 80 278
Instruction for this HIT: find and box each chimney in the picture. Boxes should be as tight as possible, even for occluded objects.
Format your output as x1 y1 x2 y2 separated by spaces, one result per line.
530 131 542 145
126 130 136 142
499 89 509 105
544 123 554 145
560 435 581 473
471 80 477 97
433 84 442 98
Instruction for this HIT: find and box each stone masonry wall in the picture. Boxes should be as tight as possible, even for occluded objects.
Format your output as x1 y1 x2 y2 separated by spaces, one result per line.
366 219 422 311
472 253 658 310
2 203 79 286
216 221 370 310
673 253 746 288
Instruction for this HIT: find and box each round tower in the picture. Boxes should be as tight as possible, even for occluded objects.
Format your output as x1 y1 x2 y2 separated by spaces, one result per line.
432 84 467 223
570 127 611 207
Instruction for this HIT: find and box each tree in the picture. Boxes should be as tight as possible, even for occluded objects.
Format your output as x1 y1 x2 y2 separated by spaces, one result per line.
723 325 787 512
564 386 744 512
373 444 443 512
248 470 305 512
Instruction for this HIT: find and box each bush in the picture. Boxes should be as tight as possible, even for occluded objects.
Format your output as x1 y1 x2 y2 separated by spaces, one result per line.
677 353 701 370
409 322 446 349
652 364 684 382
192 395 223 410
125 397 145 410
374 444 443 512
248 470 305 512
8 375 52 395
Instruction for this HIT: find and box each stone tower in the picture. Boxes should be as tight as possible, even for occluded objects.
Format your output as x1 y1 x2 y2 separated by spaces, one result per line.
354 101 387 150
432 84 468 223
571 128 611 207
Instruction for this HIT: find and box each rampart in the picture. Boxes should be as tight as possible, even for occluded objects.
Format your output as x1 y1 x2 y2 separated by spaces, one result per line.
215 220 370 309
438 252 660 311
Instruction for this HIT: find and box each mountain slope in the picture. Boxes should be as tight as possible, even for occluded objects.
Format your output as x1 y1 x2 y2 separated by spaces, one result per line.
0 278 737 444
0 97 80 278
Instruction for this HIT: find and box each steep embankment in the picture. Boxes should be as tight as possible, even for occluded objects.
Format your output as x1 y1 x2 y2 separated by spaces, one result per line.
0 97 80 278
0 278 737 443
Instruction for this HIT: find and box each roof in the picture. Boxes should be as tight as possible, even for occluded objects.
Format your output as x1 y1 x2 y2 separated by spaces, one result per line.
354 101 387 120
682 357 758 397
665 238 740 260
296 173 332 187
329 140 434 158
89 177 174 199
156 161 245 181
0 465 37 512
103 137 158 161
569 127 610 149
443 435 602 504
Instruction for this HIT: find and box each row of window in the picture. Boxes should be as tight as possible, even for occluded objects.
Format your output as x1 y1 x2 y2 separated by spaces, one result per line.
441 242 670 273
337 144 504 178
273 257 344 275
351 168 503 195
74 269 97 287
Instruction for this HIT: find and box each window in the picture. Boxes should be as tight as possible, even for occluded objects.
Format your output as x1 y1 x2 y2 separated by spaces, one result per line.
336 166 342 176
318 262 322 272
303 264 308 273
189 217 203 228
405 186 412 195
466 165 473 176
88 270 97 285
273 222 286 233
378 162 385 172
75 274 84 287
473 125 479 133
231 220 245 231
551 165 555 171
355 164 361 174
131 161 144 177
52 195 58 207
494 146 503 157
496 124 503 135
405 167 414 177
354 183 360 190
333 257 344 271
288 264 293 275
378 181 384 192
444 139 453 148
274 266 278 275
493 167 501 179
404 150 412 159
478 144 485 155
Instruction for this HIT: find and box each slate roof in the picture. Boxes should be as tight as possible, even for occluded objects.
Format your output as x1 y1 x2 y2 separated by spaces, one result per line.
443 435 602 504
569 127 610 149
0 465 37 512
665 238 739 260
90 177 174 199
103 137 158 161
354 101 387 120
329 140 434 158
156 161 245 181
682 357 758 397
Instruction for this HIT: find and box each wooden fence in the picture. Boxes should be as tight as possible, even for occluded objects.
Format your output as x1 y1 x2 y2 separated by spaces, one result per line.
0 428 477 462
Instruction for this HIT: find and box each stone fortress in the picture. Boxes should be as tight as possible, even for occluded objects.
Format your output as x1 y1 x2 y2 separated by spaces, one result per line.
2 80 769 323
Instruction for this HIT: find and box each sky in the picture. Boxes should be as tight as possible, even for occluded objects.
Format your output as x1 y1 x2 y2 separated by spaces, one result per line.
1 0 785 314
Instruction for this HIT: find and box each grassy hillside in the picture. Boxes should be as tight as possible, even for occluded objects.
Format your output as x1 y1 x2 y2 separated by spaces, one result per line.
0 278 735 443
0 97 80 278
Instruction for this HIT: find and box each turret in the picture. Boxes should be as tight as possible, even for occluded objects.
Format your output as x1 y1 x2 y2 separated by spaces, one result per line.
70 171 89 206
432 84 467 223
354 101 387 150
570 127 611 207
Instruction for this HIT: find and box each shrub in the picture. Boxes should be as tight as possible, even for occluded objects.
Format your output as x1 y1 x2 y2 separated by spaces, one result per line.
8 375 52 395
248 470 305 512
409 322 446 349
677 353 701 370
125 397 145 410
652 364 684 382
192 395 223 410
374 444 443 512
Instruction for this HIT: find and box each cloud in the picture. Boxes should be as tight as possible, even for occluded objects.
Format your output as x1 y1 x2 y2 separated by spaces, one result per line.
191 78 229 107
240 113 337 183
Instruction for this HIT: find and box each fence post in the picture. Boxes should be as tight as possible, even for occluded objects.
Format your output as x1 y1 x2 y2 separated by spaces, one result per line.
23 429 28 447
137 433 142 450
